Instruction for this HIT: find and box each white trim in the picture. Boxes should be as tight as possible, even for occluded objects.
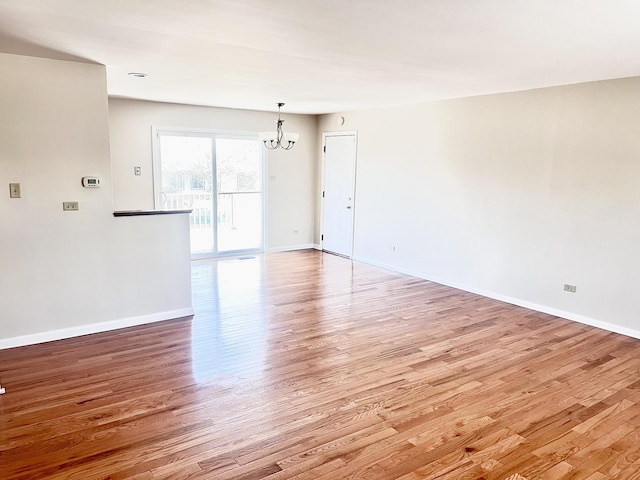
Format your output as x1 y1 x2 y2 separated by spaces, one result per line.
352 255 640 341
0 308 195 350
267 244 316 253
151 126 162 209
152 125 260 138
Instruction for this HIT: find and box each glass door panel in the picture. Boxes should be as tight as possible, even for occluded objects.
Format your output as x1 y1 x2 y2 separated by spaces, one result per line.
158 135 214 256
216 138 263 253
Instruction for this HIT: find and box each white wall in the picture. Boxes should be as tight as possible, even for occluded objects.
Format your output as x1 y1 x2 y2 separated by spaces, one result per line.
318 77 640 338
109 99 318 251
0 54 192 348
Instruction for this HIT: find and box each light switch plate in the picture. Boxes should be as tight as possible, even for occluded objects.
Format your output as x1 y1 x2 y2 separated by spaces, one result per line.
9 183 20 198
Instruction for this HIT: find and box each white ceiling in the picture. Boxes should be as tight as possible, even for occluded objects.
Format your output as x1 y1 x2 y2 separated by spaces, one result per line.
1 0 640 114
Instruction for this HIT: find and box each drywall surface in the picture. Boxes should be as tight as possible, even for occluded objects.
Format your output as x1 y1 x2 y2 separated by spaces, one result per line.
0 54 192 346
109 99 318 251
318 77 640 337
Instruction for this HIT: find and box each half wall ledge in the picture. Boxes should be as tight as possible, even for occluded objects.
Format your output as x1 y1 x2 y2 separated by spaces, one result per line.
113 209 192 217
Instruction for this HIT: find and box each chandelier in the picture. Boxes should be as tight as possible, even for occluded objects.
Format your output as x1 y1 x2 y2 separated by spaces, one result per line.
260 102 299 150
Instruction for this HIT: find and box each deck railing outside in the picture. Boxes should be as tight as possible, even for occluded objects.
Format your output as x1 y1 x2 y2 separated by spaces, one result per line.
164 192 261 253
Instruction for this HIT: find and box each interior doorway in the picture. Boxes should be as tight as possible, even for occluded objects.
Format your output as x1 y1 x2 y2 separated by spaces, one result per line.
321 132 357 257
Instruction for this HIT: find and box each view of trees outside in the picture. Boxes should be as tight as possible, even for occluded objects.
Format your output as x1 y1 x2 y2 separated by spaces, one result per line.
159 135 262 255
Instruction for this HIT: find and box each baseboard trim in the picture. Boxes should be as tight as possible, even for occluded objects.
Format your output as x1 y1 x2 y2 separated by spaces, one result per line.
267 244 316 253
0 308 195 350
352 255 640 341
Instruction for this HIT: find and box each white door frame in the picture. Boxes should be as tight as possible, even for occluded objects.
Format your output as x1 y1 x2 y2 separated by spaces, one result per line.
321 131 358 257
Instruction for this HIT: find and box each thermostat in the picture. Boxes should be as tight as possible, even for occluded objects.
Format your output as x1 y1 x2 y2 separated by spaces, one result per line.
82 177 101 188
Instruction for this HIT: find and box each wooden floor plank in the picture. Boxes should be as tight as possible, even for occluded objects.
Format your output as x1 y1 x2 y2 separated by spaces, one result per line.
1 250 640 479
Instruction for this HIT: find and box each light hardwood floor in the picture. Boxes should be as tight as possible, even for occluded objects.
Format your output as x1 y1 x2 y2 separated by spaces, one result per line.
1 250 640 479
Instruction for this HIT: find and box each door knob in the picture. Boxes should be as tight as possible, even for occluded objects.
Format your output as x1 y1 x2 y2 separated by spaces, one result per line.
346 206 352 209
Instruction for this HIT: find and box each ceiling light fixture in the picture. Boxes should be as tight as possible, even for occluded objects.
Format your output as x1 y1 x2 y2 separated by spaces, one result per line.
260 102 299 150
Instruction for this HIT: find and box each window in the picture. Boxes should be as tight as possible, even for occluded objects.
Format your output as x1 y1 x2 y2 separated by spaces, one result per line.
190 173 205 190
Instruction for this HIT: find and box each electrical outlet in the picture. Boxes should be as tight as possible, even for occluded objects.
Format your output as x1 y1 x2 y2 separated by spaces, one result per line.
134 166 142 176
564 284 577 293
63 201 79 211
9 183 20 198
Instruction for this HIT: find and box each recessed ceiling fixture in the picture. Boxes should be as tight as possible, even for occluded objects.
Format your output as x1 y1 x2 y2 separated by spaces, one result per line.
260 102 299 150
128 72 148 78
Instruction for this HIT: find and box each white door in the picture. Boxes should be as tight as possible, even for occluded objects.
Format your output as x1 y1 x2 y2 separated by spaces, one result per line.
322 133 357 257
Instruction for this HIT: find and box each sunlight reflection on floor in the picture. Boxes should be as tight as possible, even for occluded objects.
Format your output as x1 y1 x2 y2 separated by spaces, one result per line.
190 256 268 383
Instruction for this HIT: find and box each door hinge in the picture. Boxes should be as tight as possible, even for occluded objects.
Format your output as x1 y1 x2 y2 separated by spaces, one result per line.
321 234 324 241
322 191 325 198
323 145 326 153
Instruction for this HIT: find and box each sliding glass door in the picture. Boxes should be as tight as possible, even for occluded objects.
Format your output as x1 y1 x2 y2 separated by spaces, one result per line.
154 129 264 257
